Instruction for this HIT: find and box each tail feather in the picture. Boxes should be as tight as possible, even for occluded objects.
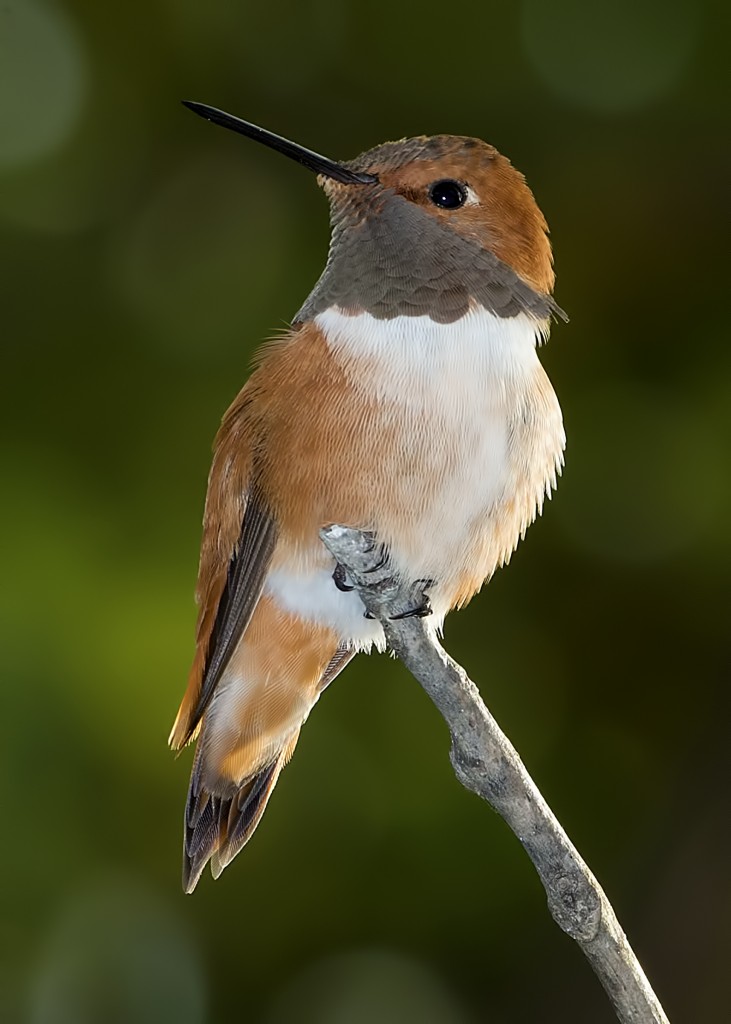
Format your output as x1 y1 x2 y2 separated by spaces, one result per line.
177 620 353 892
182 743 293 893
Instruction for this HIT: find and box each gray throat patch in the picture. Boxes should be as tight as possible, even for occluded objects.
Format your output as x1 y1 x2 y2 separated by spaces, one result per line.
295 188 566 326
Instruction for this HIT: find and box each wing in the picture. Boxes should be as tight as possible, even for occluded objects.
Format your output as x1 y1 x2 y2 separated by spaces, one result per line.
169 391 278 750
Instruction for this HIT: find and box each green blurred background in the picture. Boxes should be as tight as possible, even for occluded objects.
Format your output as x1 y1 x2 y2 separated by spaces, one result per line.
1 1 727 1021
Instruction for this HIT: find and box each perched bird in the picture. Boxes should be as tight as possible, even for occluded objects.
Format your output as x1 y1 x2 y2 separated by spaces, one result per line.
170 102 566 892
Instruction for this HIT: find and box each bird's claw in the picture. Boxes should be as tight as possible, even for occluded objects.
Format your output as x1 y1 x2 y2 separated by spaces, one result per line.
389 579 434 620
332 539 432 622
390 598 433 620
333 563 355 592
363 541 390 574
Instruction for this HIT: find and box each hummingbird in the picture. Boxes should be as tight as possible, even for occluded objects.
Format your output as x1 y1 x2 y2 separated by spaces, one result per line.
170 101 567 893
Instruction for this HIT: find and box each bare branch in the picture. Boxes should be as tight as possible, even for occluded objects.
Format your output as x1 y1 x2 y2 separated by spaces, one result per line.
320 524 670 1024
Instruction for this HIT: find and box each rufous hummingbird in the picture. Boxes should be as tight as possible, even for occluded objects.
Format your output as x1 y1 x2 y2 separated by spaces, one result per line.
170 101 567 892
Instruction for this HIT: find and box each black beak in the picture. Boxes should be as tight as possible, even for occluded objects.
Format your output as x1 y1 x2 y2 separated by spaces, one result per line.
182 101 377 186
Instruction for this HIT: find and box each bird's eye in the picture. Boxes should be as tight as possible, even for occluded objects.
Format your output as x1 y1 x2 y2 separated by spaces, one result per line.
428 179 467 210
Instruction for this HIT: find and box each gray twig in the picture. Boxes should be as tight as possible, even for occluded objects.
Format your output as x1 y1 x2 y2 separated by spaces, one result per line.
320 524 670 1024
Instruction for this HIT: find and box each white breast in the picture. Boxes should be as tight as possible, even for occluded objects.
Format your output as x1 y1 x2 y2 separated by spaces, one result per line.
316 306 544 405
266 306 564 647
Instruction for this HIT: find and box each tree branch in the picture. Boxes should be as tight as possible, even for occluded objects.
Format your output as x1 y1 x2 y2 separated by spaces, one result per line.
320 524 670 1024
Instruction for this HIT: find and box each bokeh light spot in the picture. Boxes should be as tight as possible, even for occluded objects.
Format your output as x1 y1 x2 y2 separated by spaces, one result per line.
0 0 87 168
263 948 475 1024
29 873 206 1024
521 0 699 112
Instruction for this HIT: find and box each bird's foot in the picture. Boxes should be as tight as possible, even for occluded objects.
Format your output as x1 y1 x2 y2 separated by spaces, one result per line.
362 541 390 574
329 534 432 622
333 563 355 592
389 579 434 620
